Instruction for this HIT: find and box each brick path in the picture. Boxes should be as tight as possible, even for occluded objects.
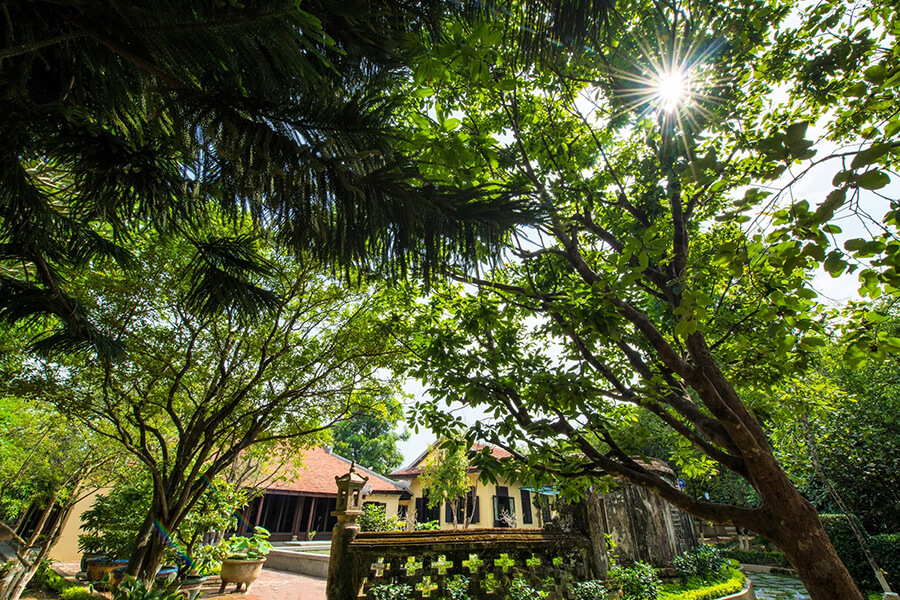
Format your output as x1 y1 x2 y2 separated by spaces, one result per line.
52 562 326 600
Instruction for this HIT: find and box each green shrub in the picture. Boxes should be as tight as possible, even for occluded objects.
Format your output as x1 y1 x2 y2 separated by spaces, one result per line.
33 561 75 594
611 561 661 600
368 584 413 600
507 578 547 600
660 568 745 600
672 545 726 583
111 577 188 600
570 580 607 600
722 548 790 568
445 576 470 600
821 514 900 591
870 533 900 590
358 504 402 532
60 586 96 600
415 520 441 531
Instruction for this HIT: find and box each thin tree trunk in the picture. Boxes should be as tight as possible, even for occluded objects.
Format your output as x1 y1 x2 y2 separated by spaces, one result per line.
801 414 892 594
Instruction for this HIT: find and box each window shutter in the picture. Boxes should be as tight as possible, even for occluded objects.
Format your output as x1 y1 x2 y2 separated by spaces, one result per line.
445 501 453 523
521 489 533 525
415 497 424 523
471 496 480 524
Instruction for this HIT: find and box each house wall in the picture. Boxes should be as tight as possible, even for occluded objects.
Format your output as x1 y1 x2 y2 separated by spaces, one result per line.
362 492 400 518
402 473 546 530
49 488 108 562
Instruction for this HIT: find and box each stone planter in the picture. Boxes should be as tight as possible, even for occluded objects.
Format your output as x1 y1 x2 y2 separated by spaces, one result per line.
85 559 128 582
218 558 266 593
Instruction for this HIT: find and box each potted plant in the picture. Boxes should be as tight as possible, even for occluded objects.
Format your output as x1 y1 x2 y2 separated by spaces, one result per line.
216 527 273 593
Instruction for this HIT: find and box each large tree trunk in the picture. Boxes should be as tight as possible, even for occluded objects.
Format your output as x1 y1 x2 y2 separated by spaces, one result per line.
754 495 862 600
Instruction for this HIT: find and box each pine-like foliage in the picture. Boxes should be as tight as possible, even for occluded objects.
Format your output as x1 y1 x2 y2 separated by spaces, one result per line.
0 0 536 354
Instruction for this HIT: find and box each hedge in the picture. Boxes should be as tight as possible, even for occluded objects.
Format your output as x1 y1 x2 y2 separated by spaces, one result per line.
722 549 790 568
659 568 746 600
820 514 900 591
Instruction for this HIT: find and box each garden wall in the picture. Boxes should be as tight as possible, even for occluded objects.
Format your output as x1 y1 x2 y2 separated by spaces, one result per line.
334 528 594 599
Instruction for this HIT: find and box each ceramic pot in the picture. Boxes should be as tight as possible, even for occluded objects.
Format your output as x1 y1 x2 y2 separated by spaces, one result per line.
218 558 265 593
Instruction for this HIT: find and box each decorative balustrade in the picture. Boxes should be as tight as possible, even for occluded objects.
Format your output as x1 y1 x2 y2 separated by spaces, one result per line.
346 529 592 599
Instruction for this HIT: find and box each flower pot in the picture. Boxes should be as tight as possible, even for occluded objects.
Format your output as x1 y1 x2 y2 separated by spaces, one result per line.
179 575 208 600
218 558 266 593
85 559 128 582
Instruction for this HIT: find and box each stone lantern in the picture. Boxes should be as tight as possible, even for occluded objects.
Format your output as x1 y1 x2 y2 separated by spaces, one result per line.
327 463 369 600
334 463 368 516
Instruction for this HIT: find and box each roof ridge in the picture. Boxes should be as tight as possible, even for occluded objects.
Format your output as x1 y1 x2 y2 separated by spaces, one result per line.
326 447 409 491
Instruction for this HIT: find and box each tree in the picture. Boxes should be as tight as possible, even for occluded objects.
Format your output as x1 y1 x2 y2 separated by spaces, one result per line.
419 439 477 530
0 396 118 600
5 236 404 578
390 0 900 596
330 398 410 476
0 0 530 355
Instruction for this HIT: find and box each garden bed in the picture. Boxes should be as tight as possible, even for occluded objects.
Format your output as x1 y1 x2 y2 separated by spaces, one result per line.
659 567 747 600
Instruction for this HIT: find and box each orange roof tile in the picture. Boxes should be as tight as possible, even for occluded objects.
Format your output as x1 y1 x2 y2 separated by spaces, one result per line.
389 442 513 479
264 447 408 496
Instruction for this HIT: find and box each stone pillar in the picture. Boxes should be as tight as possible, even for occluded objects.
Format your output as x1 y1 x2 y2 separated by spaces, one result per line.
583 489 610 579
326 464 368 600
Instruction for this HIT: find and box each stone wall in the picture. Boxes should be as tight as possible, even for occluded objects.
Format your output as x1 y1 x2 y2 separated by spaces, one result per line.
598 459 697 567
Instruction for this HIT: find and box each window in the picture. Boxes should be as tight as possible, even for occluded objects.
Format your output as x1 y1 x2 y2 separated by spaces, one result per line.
493 486 517 527
415 493 441 523
444 487 479 525
520 489 533 525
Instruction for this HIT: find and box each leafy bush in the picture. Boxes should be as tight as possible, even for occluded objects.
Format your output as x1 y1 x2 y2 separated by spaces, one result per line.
570 580 607 600
222 527 273 560
33 561 76 594
415 520 441 531
445 576 470 600
112 577 184 600
358 504 402 532
870 533 900 590
368 583 413 600
79 478 151 560
722 548 790 568
507 578 547 600
659 568 745 600
821 514 900 591
611 561 661 600
60 586 96 600
672 545 726 583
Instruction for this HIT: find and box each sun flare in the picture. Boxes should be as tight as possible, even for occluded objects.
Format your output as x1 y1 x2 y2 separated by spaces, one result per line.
653 70 688 113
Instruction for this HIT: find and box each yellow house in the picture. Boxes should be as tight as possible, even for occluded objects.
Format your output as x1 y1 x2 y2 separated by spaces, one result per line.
389 443 550 530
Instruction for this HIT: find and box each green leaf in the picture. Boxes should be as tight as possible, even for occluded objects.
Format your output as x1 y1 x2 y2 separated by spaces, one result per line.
855 170 891 190
851 144 892 169
863 64 887 84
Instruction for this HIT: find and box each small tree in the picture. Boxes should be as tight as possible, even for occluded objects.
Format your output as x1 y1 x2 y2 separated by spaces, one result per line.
419 440 477 530
6 237 404 578
330 398 410 476
0 395 117 600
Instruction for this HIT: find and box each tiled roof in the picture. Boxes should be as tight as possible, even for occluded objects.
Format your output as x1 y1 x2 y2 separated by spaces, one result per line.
389 442 513 479
264 446 409 496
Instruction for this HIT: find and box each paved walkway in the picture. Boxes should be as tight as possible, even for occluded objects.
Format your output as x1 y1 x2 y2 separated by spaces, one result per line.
52 563 326 600
748 572 811 600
